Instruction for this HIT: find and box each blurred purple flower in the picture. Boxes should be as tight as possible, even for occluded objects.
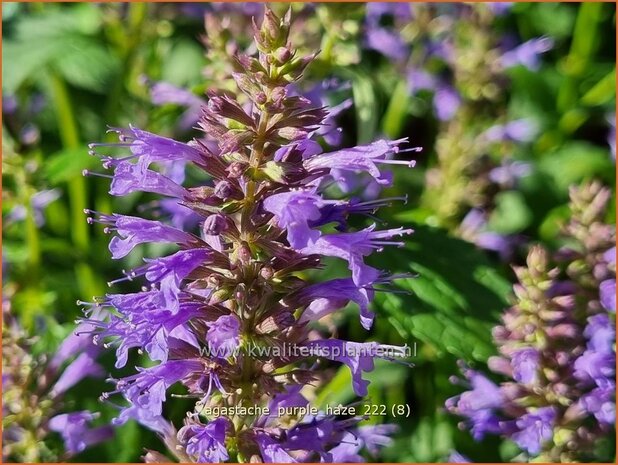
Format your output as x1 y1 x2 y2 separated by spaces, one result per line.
48 411 113 455
501 37 554 70
512 407 556 455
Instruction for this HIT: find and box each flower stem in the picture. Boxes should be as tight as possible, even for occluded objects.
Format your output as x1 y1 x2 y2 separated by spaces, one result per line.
48 72 101 298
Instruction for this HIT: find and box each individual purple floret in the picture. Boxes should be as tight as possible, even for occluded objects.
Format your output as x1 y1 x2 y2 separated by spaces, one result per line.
447 182 616 462
501 37 554 71
48 411 114 455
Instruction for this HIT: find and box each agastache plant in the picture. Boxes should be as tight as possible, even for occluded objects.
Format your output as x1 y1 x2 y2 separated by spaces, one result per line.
2 294 113 462
83 8 414 462
447 181 616 462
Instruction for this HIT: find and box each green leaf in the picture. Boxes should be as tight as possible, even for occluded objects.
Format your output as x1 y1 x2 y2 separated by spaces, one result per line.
55 36 119 92
538 141 615 192
350 70 379 144
44 148 98 185
3 38 65 93
488 190 533 234
3 5 110 93
404 415 455 462
517 3 576 39
373 224 511 362
581 69 616 106
381 78 410 139
161 40 206 87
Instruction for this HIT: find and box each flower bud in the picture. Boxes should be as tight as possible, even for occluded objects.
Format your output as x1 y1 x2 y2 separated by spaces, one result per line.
214 180 233 199
203 214 228 235
274 47 292 64
260 266 274 280
237 244 252 264
227 162 246 178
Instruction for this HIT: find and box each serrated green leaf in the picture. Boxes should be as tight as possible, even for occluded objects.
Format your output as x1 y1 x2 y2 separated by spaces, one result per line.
373 224 511 362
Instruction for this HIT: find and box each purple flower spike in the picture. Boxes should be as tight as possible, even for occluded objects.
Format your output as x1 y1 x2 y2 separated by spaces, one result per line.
83 8 412 462
449 184 615 461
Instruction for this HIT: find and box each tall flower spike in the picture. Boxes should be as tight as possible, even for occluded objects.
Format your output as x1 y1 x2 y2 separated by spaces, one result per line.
84 7 415 462
446 181 616 462
2 297 112 462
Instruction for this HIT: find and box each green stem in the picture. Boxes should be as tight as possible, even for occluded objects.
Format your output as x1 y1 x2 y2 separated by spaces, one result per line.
25 197 41 273
104 2 148 123
557 2 603 115
381 79 410 139
49 72 101 297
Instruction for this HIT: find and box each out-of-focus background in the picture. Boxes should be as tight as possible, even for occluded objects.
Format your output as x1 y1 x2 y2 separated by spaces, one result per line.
2 2 616 462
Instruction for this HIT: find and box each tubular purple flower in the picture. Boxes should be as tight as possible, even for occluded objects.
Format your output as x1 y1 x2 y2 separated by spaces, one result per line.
600 279 616 312
48 411 114 455
178 418 230 463
255 434 297 463
108 161 188 198
573 349 615 387
263 190 324 248
306 340 408 396
206 314 240 358
51 347 104 396
501 37 554 70
484 119 538 143
579 385 616 425
89 125 204 165
448 451 472 463
150 81 205 108
297 278 374 329
301 225 413 286
510 348 539 385
304 139 415 186
113 360 204 419
511 407 556 455
86 213 199 259
433 86 461 121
